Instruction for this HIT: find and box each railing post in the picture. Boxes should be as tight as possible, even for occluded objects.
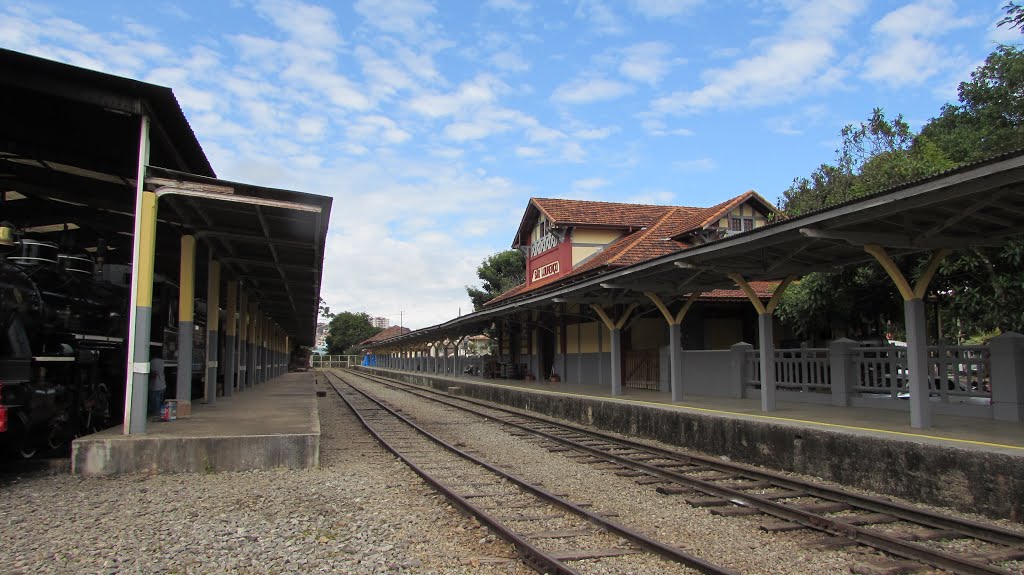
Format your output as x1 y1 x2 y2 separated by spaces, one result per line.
989 332 1024 422
829 338 858 407
729 342 753 399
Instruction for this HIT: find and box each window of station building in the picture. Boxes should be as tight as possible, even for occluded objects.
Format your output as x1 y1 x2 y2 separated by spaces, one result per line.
730 217 754 232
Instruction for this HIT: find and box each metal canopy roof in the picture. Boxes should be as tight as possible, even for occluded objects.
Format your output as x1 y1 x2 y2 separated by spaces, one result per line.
371 150 1024 349
0 49 332 346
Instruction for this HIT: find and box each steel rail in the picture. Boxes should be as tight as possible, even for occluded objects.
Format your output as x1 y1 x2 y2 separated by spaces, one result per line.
353 368 1024 544
348 369 1022 575
322 369 737 575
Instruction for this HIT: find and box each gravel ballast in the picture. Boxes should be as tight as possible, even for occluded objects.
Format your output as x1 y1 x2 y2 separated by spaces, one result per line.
0 382 533 575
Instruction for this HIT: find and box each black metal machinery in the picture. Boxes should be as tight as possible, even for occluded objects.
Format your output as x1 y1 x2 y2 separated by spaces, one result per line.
0 223 203 458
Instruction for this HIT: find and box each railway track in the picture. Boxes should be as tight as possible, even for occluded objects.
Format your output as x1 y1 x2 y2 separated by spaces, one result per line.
321 368 737 575
338 368 1024 575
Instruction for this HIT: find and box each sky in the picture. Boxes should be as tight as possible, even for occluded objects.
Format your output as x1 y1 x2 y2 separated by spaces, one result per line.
0 0 1020 332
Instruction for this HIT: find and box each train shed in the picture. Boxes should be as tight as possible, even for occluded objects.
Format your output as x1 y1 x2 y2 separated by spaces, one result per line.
0 49 331 470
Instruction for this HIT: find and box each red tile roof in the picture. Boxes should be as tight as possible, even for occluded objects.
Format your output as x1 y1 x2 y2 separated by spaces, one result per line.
490 192 785 307
359 326 411 346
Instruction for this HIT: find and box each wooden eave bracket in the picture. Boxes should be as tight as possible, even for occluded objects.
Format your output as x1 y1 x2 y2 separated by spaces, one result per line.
727 273 795 315
864 244 952 301
589 302 637 331
645 291 701 325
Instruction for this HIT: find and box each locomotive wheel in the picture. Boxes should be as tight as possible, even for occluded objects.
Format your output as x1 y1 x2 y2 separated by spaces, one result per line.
13 413 37 459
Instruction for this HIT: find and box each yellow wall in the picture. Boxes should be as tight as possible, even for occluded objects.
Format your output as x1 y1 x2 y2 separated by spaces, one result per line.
705 317 743 350
571 228 622 266
630 318 665 350
717 202 769 229
572 228 621 244
572 245 602 265
566 321 605 353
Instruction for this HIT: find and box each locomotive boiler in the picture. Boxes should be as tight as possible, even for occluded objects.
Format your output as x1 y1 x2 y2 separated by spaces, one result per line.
0 224 203 458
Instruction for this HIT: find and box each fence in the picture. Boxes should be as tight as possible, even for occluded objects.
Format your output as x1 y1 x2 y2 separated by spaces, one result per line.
745 344 992 404
310 355 359 369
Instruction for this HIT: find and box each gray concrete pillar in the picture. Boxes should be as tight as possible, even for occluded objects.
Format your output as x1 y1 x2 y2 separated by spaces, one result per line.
610 327 622 396
758 312 776 411
729 342 753 398
205 258 220 403
237 291 248 391
904 298 931 428
669 322 683 402
829 338 858 407
990 332 1024 422
223 281 237 397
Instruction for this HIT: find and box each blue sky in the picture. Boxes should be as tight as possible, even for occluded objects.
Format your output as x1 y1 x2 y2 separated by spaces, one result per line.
1 1 1019 330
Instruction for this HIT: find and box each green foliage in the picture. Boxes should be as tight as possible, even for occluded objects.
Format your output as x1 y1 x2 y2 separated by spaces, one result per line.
779 109 954 217
998 2 1024 34
466 249 526 310
325 311 381 355
933 241 1024 336
777 43 1024 343
920 46 1024 164
775 267 902 344
318 296 334 319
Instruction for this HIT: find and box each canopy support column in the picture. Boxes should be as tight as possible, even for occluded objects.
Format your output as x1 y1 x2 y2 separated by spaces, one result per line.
238 290 249 391
590 303 637 396
176 234 196 413
865 245 951 429
205 257 220 403
728 274 794 412
646 291 700 402
123 115 152 435
223 281 237 397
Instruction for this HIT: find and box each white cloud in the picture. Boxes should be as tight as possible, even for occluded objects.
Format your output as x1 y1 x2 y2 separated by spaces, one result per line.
651 0 865 115
641 118 695 136
486 0 531 12
573 0 627 36
575 126 619 140
572 177 609 192
674 158 716 172
354 0 437 37
347 115 411 145
254 0 343 49
628 0 701 19
516 146 544 158
552 76 634 104
619 42 675 85
862 0 975 87
560 142 586 162
408 75 504 117
491 48 530 72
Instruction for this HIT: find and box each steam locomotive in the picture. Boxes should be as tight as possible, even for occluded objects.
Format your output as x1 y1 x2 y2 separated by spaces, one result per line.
0 225 202 458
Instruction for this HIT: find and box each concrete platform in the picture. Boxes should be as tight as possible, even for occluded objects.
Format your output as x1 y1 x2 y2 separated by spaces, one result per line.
72 371 319 476
359 367 1024 522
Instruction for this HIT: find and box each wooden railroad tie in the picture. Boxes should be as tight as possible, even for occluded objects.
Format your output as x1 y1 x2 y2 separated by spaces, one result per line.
546 548 642 561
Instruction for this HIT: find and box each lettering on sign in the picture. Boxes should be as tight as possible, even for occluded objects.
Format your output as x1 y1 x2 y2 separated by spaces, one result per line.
531 261 560 282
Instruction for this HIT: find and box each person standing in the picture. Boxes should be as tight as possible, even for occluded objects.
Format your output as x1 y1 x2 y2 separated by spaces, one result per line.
149 350 166 418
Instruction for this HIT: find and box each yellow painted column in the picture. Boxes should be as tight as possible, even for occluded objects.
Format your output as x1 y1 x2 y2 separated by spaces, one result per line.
125 188 158 433
176 234 196 414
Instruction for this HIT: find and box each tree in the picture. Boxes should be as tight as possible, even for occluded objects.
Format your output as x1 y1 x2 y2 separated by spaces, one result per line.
318 296 334 319
465 249 526 310
998 1 1024 33
325 311 381 355
776 110 954 342
920 46 1024 164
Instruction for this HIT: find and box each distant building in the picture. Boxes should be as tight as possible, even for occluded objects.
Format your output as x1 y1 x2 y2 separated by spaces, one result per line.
370 316 390 329
314 322 328 350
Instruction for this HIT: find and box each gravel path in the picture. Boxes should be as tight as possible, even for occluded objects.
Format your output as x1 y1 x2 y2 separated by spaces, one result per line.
0 381 534 575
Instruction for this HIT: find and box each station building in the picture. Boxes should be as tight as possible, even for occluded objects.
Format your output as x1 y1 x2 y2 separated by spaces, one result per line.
485 193 785 390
